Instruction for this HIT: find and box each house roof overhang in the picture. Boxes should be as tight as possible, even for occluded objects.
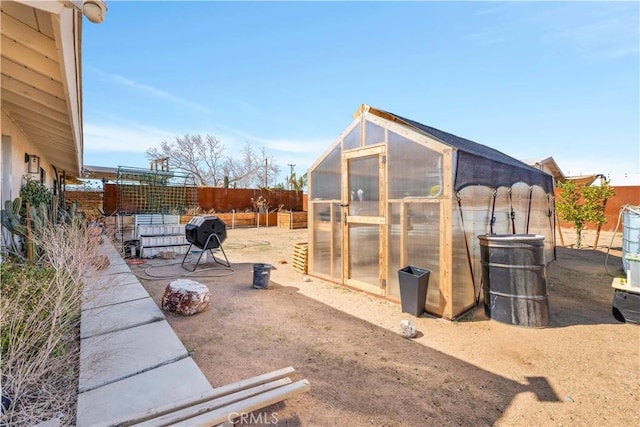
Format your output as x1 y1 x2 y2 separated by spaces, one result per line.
1 0 83 177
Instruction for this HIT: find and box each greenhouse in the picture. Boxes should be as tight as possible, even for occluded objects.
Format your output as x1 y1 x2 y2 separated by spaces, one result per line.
308 105 555 319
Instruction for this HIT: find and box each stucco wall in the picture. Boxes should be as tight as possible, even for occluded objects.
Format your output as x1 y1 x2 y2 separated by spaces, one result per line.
1 111 56 204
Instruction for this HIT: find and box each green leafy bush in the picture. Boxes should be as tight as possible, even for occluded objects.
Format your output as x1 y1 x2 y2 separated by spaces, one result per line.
556 180 615 248
19 179 52 216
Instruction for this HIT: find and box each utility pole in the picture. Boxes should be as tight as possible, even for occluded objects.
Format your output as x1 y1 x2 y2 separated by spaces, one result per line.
264 158 268 188
287 163 296 189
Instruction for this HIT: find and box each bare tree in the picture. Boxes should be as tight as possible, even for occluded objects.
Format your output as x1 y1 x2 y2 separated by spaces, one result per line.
215 142 279 188
146 135 280 188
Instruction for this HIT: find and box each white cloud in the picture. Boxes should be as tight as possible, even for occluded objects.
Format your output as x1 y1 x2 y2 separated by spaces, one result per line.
83 122 177 152
537 4 639 60
86 65 215 114
220 126 332 154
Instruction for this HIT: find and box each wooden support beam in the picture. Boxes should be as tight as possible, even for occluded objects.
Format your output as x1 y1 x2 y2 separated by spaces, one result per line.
379 152 387 293
440 149 454 319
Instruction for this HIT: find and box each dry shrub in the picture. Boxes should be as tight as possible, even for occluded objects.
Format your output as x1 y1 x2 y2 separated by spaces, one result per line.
1 222 98 426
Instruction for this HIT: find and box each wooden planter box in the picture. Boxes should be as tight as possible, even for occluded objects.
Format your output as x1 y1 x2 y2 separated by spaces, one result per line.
181 213 277 228
278 212 307 229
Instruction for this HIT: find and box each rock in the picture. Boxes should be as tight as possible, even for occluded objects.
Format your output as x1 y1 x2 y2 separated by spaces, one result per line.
162 279 211 316
400 319 417 338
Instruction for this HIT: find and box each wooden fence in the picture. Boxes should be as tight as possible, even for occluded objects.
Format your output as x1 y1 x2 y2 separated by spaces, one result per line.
101 185 304 216
555 185 639 232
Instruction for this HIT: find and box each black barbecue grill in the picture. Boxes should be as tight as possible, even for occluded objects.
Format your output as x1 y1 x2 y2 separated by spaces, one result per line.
181 215 230 271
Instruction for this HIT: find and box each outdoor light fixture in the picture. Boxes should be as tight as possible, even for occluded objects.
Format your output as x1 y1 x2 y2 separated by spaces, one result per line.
25 154 40 174
71 0 108 24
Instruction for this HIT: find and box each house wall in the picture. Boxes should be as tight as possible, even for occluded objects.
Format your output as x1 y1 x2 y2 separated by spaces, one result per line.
1 111 56 204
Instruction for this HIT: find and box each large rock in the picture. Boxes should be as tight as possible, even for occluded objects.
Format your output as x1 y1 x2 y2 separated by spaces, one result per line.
162 279 211 316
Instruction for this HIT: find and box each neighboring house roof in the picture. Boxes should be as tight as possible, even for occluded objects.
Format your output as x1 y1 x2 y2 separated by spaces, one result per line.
522 156 566 182
1 1 84 176
82 165 119 181
523 157 603 187
359 105 554 193
565 174 602 187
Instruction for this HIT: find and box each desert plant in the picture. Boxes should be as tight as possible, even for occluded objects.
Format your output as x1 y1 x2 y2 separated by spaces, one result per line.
1 221 97 426
556 180 615 248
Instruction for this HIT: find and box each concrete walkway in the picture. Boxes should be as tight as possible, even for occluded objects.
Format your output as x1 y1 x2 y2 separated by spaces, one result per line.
76 237 214 427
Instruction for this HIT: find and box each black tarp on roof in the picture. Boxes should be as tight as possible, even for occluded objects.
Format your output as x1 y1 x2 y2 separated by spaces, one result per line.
381 110 554 194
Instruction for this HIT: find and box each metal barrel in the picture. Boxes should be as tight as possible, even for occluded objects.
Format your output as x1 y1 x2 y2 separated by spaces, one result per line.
479 234 549 328
622 206 640 272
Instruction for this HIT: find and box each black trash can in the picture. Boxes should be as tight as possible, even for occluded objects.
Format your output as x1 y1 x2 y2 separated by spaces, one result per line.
479 234 549 327
398 266 431 316
252 263 273 289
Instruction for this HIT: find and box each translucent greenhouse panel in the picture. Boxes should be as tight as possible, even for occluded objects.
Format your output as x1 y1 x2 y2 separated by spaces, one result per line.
343 121 361 150
331 202 343 280
349 224 379 285
492 187 512 234
457 185 493 288
387 131 443 199
313 203 333 277
408 203 441 311
511 182 531 234
452 198 477 316
310 145 341 201
528 186 555 263
364 120 386 146
387 203 402 300
348 156 379 217
387 202 441 309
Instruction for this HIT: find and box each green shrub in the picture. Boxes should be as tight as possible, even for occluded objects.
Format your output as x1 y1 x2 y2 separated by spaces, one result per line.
19 179 52 216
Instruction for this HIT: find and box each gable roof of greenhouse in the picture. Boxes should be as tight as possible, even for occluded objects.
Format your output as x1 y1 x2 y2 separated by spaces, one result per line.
359 105 554 193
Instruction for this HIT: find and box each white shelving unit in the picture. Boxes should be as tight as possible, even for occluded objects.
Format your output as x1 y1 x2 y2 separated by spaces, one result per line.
134 215 189 258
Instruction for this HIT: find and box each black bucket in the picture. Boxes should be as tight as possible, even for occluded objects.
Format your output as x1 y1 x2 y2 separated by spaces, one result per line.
252 263 273 289
479 234 549 327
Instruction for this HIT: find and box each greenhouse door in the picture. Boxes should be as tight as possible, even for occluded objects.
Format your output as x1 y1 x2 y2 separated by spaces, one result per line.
342 147 386 295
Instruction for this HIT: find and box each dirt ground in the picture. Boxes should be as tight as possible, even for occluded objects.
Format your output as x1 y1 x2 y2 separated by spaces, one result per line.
132 227 639 426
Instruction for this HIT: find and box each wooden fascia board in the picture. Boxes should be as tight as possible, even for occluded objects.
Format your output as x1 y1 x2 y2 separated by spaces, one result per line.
51 7 82 175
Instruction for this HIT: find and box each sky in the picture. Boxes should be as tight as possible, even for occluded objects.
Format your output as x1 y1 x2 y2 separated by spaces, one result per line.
81 1 640 186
